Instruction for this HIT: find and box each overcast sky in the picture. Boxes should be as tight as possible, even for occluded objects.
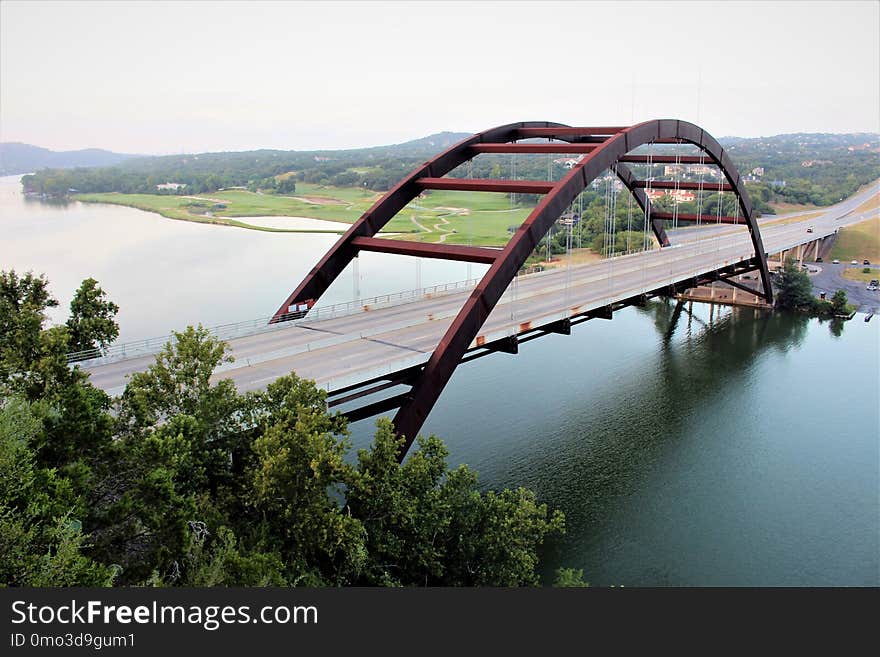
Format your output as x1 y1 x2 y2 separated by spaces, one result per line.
1 0 878 154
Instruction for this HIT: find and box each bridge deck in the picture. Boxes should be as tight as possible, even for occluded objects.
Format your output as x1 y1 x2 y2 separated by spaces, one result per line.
84 186 878 398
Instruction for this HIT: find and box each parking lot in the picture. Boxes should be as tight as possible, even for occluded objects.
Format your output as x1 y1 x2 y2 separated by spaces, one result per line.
808 260 880 312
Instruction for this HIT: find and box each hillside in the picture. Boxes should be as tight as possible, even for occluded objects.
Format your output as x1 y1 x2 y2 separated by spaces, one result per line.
18 132 472 195
0 142 139 176
18 131 879 210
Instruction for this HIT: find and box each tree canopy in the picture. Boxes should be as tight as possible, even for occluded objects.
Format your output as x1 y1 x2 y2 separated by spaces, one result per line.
0 270 566 587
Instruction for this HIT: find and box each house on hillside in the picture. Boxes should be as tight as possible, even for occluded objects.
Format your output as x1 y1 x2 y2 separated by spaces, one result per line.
645 188 695 204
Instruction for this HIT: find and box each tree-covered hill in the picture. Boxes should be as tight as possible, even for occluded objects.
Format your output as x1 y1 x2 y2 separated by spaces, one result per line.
20 132 471 196
18 131 880 210
722 132 879 206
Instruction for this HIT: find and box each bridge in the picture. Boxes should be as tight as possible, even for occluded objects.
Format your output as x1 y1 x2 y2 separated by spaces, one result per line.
78 120 879 455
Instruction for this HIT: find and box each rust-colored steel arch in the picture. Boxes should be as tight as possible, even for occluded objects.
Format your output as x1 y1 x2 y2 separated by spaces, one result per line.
273 119 773 453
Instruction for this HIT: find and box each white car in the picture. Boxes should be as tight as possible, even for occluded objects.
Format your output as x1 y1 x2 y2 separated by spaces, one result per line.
832 259 840 264
851 260 859 265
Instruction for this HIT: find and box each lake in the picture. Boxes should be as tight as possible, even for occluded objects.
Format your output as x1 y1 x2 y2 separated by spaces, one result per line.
2 174 877 586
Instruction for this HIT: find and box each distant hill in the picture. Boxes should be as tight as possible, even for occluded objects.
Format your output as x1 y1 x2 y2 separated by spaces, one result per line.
17 132 475 195
18 130 879 208
0 142 139 176
364 131 471 156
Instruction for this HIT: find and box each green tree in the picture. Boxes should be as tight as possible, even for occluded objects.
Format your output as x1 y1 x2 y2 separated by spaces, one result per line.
775 259 815 311
830 289 849 315
66 278 120 354
0 270 60 395
2 271 571 587
553 567 590 587
0 399 113 586
346 421 565 586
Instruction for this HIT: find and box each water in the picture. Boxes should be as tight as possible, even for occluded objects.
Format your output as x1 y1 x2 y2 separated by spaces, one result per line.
349 303 879 586
2 175 878 586
0 175 484 341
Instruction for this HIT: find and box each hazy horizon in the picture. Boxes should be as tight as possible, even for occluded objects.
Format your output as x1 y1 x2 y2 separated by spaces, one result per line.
2 1 878 154
3 127 880 160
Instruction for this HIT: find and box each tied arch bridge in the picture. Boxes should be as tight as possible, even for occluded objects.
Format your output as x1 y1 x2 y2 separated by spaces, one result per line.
270 120 774 454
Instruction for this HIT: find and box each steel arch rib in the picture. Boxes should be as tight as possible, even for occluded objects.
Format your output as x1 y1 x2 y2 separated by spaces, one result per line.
272 119 772 454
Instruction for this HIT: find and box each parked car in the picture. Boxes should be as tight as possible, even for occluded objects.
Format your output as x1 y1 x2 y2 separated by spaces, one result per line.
806 226 814 233
816 257 823 262
851 260 859 265
864 259 871 265
867 279 879 292
832 259 840 264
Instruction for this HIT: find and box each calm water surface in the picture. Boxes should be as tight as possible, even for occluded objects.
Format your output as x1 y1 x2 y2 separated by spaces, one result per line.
2 174 878 586
0 175 484 341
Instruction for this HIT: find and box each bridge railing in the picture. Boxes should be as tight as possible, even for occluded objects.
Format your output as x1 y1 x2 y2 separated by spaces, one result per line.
67 276 484 367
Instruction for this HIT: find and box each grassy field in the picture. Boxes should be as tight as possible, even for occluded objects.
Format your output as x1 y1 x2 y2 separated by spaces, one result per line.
762 211 824 227
850 192 880 216
829 215 880 263
841 267 879 283
768 201 818 215
75 184 534 245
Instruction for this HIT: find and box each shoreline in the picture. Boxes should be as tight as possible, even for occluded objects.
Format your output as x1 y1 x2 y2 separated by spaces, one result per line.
74 194 352 234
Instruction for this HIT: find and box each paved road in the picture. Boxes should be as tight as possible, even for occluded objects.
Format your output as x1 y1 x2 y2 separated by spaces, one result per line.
810 263 880 312
667 186 876 244
83 183 880 397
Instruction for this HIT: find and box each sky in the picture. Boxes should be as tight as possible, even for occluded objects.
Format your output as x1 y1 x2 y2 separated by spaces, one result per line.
1 0 878 154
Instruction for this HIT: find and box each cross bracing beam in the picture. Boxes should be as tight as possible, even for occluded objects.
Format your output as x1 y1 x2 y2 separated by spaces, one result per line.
470 143 602 154
415 177 556 194
350 237 500 264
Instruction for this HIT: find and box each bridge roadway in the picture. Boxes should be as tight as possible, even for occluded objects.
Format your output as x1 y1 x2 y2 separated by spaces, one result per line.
85 184 879 399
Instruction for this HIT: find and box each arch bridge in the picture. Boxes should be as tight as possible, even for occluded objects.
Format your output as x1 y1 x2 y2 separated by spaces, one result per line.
272 120 773 454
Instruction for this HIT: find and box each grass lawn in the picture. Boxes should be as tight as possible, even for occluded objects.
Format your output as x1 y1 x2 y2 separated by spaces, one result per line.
841 267 879 283
850 192 880 216
74 184 537 245
829 215 880 263
762 211 824 227
768 201 818 215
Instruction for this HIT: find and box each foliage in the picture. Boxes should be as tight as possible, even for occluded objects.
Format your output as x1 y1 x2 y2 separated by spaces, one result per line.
0 398 114 586
1 270 568 587
830 289 849 315
553 568 590 587
67 278 120 353
775 259 816 311
346 423 564 586
774 259 853 318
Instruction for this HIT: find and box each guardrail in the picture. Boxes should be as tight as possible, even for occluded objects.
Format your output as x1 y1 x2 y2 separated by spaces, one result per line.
67 277 483 366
